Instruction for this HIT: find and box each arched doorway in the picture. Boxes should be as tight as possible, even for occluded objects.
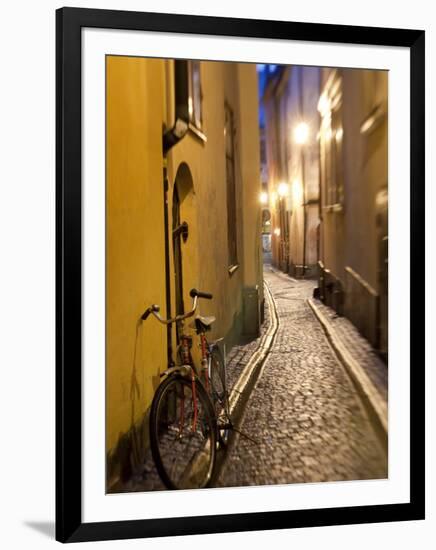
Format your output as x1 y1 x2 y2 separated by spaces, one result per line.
172 163 199 340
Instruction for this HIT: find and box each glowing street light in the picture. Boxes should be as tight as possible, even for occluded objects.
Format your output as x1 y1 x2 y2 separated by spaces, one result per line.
277 182 289 198
317 93 330 116
259 191 268 205
293 122 309 144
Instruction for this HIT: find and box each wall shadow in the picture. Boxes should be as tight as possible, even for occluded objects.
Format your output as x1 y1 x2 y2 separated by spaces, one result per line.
24 521 54 538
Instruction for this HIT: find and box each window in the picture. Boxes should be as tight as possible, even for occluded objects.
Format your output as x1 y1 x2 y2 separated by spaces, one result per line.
188 61 203 131
173 60 206 142
225 103 238 268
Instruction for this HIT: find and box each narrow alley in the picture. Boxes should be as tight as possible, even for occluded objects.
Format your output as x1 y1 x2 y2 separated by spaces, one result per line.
217 265 387 487
104 57 390 494
116 263 387 493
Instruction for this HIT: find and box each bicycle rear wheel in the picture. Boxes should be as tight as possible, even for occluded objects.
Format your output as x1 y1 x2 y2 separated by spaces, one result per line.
149 374 217 490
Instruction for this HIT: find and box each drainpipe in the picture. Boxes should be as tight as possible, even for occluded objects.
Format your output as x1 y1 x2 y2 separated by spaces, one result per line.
163 118 189 155
161 165 173 366
161 60 190 365
299 68 307 278
302 146 307 278
317 106 324 300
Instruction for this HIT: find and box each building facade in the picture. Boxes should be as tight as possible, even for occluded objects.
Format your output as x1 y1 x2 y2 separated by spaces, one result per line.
263 66 321 277
262 65 388 357
106 57 262 489
317 68 388 357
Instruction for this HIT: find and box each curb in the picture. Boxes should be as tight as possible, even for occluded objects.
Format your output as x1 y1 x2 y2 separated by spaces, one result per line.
307 298 388 440
213 281 279 482
228 281 279 418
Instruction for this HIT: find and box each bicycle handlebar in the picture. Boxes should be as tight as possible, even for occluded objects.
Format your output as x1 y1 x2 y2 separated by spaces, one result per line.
189 288 213 300
141 304 160 321
141 288 213 324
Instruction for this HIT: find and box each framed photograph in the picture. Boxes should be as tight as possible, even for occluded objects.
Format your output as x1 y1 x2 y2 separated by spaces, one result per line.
56 7 425 543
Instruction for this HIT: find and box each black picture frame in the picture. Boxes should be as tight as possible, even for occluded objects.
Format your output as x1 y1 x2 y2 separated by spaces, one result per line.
56 6 425 543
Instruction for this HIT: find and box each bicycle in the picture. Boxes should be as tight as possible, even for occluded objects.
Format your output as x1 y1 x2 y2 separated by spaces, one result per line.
141 288 231 490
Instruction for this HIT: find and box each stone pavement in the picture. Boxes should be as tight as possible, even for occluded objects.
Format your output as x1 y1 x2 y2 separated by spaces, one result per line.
309 298 388 404
225 290 271 392
216 265 388 487
117 264 387 492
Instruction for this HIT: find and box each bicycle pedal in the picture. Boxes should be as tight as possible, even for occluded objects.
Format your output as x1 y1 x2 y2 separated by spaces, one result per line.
220 422 233 430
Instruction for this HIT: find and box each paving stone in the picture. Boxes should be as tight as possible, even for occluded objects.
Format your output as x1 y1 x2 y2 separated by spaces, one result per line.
216 264 387 488
311 298 388 403
119 263 387 492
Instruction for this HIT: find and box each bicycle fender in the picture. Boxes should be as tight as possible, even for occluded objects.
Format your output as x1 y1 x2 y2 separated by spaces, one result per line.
160 365 192 378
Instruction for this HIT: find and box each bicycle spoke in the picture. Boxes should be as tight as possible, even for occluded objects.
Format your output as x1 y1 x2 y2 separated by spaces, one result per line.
150 376 216 489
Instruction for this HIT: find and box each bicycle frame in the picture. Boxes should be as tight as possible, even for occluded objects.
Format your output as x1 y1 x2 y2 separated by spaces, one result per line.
142 291 219 430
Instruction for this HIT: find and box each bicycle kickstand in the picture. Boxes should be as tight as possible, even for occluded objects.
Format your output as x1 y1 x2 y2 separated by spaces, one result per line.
223 418 259 445
231 427 259 445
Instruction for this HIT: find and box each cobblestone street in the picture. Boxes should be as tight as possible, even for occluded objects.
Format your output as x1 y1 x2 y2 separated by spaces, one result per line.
216 264 388 487
119 263 387 493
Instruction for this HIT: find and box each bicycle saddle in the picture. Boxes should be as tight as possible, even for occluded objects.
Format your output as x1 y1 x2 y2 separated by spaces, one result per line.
193 315 216 332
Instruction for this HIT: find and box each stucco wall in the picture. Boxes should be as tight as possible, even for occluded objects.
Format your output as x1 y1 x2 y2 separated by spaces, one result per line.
167 61 262 349
106 57 168 454
319 67 388 347
106 56 262 469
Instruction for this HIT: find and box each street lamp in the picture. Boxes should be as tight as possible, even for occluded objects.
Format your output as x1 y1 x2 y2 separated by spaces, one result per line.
259 191 268 205
277 182 289 198
293 121 309 145
317 92 330 117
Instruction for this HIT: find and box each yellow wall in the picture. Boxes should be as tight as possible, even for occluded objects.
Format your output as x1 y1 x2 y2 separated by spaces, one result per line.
167 61 262 347
106 56 167 453
237 63 263 297
106 57 262 465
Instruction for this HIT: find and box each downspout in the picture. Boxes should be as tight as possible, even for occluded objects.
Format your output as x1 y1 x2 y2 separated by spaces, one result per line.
161 60 190 365
299 67 307 278
161 165 172 366
302 147 307 278
317 71 324 299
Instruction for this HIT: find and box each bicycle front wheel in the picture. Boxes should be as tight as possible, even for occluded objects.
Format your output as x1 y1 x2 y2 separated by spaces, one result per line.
149 374 217 490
